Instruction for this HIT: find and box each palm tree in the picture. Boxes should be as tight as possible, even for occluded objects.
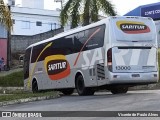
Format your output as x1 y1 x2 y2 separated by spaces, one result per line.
60 0 116 28
0 0 12 31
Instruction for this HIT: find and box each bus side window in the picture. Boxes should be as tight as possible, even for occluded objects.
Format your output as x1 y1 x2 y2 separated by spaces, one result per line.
74 31 87 52
73 25 105 52
63 36 75 55
86 25 105 50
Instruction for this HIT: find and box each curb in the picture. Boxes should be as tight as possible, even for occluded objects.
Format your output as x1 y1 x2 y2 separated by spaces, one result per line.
0 94 60 107
0 87 23 91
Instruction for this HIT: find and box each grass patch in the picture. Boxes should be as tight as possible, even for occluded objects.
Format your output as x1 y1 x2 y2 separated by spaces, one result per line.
0 90 58 102
0 70 59 103
0 71 23 87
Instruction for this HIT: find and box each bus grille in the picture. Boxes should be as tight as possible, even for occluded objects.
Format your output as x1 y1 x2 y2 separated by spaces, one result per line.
97 63 105 80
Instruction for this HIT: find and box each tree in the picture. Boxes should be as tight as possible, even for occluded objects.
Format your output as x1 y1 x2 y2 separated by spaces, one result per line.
0 0 12 31
60 0 116 28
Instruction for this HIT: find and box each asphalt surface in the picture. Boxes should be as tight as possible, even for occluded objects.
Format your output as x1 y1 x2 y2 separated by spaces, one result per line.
0 90 160 120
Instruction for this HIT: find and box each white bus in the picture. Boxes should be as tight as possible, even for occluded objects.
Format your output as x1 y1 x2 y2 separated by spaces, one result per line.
24 16 158 95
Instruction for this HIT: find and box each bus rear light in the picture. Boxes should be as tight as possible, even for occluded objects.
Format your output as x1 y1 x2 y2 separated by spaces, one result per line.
107 48 112 71
107 48 112 64
108 62 112 65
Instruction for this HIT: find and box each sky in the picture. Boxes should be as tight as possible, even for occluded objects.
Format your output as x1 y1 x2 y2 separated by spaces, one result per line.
45 0 160 15
111 0 159 15
4 0 160 15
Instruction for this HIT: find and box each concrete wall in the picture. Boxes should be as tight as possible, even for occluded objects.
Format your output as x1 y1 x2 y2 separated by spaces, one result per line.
11 28 64 53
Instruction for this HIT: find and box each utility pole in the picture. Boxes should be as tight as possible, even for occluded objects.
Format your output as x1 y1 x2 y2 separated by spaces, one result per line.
6 0 12 70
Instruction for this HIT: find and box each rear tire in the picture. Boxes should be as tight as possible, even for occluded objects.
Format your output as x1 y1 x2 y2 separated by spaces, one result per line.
61 89 74 95
32 80 38 93
111 86 128 94
75 75 95 96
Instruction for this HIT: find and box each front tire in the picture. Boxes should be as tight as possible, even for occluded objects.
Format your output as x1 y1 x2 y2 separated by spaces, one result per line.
75 75 95 96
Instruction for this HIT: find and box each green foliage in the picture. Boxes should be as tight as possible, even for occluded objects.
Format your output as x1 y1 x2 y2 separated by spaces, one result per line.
60 0 116 28
0 71 23 87
0 0 13 31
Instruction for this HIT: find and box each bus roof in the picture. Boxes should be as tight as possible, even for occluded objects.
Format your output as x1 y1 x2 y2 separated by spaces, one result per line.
26 16 152 49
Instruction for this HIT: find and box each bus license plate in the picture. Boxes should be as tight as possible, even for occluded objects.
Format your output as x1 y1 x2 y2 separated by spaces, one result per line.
132 74 140 77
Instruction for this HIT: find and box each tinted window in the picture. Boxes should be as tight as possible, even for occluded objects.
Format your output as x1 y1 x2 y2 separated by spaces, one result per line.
31 37 74 63
31 43 45 63
74 25 105 52
24 48 31 79
31 24 105 63
36 21 42 26
86 25 105 50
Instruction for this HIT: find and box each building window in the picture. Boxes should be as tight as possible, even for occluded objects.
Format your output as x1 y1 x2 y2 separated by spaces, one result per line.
36 21 42 26
12 19 15 24
11 0 15 6
22 21 30 29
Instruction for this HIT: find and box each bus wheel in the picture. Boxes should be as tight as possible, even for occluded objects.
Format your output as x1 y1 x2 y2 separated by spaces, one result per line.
32 80 38 93
61 89 74 95
76 75 95 96
111 87 128 94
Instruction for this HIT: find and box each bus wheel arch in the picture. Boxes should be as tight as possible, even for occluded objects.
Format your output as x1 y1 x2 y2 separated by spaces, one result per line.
32 78 38 93
75 72 95 96
75 72 83 83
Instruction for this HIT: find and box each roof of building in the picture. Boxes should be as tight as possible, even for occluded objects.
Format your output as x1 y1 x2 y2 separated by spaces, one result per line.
11 6 60 17
124 2 160 20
